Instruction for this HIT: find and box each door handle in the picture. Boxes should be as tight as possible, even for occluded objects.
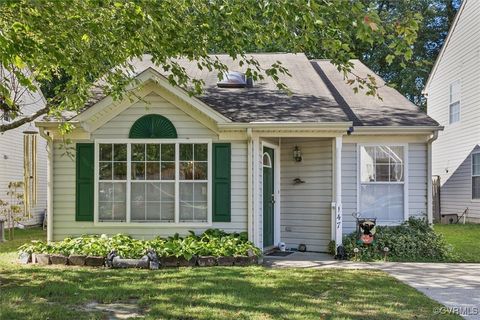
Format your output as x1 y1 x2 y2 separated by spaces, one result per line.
271 194 276 204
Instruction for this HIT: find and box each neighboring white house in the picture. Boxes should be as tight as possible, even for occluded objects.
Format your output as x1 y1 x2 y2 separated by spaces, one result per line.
425 0 480 223
0 83 48 225
36 53 440 252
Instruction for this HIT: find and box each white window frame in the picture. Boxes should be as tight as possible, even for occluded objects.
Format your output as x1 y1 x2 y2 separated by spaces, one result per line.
449 80 461 124
356 143 409 224
94 138 212 227
471 151 480 200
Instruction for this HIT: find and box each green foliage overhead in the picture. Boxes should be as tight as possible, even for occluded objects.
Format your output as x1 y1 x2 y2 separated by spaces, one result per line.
354 0 460 110
0 0 421 132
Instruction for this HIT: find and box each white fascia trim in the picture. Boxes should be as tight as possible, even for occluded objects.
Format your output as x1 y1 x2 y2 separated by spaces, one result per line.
353 126 444 134
218 122 353 130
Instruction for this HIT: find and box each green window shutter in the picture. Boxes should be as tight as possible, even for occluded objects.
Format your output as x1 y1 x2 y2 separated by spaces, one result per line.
212 143 231 222
76 143 94 221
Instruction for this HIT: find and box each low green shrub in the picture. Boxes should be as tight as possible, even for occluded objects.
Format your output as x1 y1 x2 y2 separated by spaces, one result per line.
340 217 454 262
18 229 261 260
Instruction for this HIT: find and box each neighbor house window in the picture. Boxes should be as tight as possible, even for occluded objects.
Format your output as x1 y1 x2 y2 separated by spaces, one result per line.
449 80 461 124
97 141 210 224
472 153 480 199
359 145 406 223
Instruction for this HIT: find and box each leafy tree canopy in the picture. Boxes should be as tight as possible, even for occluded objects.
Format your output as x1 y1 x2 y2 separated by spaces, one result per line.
0 0 421 132
354 0 460 110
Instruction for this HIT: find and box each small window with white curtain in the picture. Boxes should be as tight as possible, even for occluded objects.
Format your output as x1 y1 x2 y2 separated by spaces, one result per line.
472 153 480 199
359 145 406 223
449 80 461 124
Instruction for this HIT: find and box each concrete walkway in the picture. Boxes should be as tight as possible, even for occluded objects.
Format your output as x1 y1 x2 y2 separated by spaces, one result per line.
264 252 480 319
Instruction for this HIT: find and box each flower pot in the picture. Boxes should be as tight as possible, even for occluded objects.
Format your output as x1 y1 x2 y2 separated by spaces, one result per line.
33 253 50 265
68 255 86 266
216 256 235 266
178 256 197 267
85 256 105 267
50 254 68 265
18 252 31 264
197 256 216 267
160 256 178 267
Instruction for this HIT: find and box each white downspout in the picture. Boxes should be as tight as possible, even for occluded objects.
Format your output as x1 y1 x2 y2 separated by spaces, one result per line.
38 127 53 243
334 136 343 249
246 128 253 242
427 131 439 225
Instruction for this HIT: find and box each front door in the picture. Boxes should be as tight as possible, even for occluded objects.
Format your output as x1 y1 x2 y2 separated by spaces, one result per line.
263 147 275 248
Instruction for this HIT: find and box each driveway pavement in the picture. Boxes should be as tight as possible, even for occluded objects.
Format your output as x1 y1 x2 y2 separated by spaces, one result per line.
264 252 480 319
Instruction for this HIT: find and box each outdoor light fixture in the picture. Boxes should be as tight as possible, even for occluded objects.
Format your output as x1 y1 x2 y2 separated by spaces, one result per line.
293 145 302 162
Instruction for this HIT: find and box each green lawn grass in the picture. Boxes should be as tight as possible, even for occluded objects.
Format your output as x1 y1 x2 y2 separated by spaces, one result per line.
0 228 459 320
434 224 480 263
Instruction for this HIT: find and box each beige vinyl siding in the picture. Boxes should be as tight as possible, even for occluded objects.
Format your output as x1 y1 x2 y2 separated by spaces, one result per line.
280 138 332 252
341 142 428 234
408 143 428 218
341 143 357 234
0 90 47 224
427 0 480 222
52 92 247 240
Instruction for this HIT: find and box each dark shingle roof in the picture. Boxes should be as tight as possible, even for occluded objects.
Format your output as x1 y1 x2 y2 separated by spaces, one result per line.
69 53 439 127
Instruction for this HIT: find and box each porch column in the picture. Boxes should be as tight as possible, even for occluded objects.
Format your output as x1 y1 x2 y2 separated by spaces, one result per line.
252 136 261 248
334 136 343 248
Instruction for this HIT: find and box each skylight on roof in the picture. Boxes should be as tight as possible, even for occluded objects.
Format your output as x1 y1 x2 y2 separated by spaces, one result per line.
217 71 249 88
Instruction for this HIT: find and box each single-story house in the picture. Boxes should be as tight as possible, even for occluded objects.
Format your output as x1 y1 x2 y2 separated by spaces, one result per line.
36 53 441 252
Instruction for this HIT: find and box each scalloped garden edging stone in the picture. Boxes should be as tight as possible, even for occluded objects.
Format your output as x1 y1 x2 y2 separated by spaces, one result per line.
33 253 50 265
68 255 86 266
85 256 105 267
197 256 216 267
50 254 68 265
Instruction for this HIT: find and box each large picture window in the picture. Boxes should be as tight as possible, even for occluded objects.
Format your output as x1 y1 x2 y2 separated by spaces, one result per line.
472 153 480 199
359 145 406 223
96 140 210 224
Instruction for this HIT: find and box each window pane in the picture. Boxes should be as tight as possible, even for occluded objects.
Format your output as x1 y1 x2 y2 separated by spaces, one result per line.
450 81 460 103
473 154 480 176
146 162 160 180
360 184 404 222
131 182 145 202
161 162 175 180
180 162 194 180
180 182 193 201
114 144 127 161
99 202 113 220
99 182 113 201
146 182 160 201
194 162 208 180
449 102 460 123
100 144 112 161
389 146 404 182
113 162 127 180
161 183 175 202
113 202 126 221
147 144 160 161
180 144 193 161
113 182 126 202
161 202 175 221
193 203 208 221
180 202 194 221
132 144 145 161
146 203 161 221
194 144 208 161
99 162 112 180
360 147 375 182
375 164 390 182
131 201 145 221
161 144 175 161
132 162 145 180
473 176 480 199
375 147 390 164
194 183 208 202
